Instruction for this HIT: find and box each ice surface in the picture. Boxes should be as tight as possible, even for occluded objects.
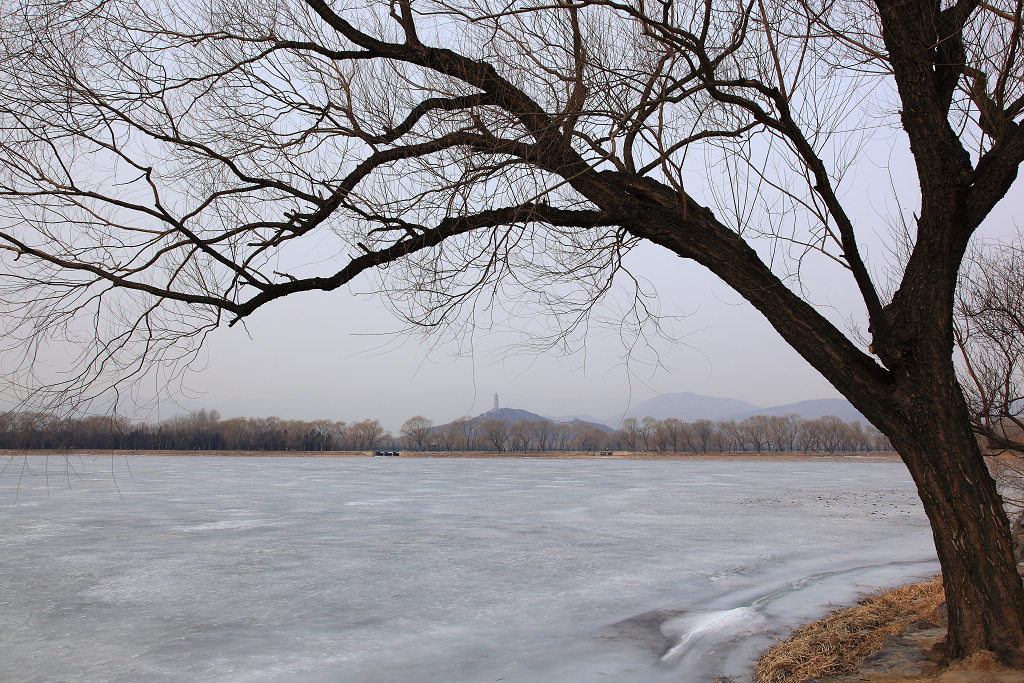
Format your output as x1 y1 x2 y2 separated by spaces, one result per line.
0 456 938 682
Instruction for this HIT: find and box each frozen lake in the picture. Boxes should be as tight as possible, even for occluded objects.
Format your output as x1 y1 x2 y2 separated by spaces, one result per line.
0 456 938 682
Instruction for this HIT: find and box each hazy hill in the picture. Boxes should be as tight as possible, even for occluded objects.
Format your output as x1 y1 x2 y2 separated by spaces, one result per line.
546 413 612 428
621 392 759 421
438 394 864 432
478 408 614 433
560 418 615 433
433 408 613 433
725 398 865 423
477 407 549 423
611 392 865 425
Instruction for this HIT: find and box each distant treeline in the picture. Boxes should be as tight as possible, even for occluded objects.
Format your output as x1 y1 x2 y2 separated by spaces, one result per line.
0 409 891 453
426 414 890 453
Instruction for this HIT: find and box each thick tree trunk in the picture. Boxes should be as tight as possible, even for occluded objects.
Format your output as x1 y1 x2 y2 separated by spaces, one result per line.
873 372 1024 666
624 174 1024 666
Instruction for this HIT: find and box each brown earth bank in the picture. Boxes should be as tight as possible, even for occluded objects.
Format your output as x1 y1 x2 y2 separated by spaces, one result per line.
0 449 902 461
754 577 1024 683
0 449 368 457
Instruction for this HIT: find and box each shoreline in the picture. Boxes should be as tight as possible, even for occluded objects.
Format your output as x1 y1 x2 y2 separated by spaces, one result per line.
756 576 1024 682
0 448 903 461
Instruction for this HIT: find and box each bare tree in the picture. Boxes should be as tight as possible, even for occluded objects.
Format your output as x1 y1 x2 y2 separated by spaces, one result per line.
956 236 1024 543
818 415 847 453
616 417 641 451
645 417 666 451
990 456 1024 515
956 237 1024 453
400 415 433 450
329 421 349 450
638 416 659 451
572 423 607 451
480 418 510 452
867 424 893 452
717 420 745 452
507 421 530 451
218 418 252 450
0 411 14 448
552 422 575 451
658 417 688 452
349 419 386 451
527 419 556 452
739 415 770 452
767 415 801 452
2 0 1024 661
438 419 463 451
452 416 478 451
691 419 718 453
845 421 869 452
796 419 818 452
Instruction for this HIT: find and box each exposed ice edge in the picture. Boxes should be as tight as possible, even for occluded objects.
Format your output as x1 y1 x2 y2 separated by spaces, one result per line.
658 606 764 663
603 557 939 666
745 558 939 611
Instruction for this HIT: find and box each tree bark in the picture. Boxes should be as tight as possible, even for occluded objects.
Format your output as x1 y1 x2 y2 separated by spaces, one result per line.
871 366 1024 666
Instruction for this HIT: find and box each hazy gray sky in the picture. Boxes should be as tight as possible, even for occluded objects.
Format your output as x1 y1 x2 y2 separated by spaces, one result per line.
181 250 847 430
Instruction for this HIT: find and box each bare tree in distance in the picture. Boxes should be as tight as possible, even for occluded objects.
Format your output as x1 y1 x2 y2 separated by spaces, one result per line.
766 414 801 452
348 419 387 451
438 419 463 451
657 417 688 452
2 0 1024 662
400 415 434 450
817 415 848 453
480 417 510 452
956 236 1024 454
990 457 1024 516
616 417 641 451
867 424 893 452
739 415 770 452
956 236 1024 526
527 419 556 452
691 419 718 453
558 423 576 451
508 421 530 451
456 416 480 451
718 420 744 453
0 405 893 452
639 416 658 450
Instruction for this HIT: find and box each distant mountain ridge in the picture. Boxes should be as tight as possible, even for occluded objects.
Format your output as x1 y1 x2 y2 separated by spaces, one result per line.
724 398 865 423
435 407 614 433
621 392 758 422
611 392 865 426
478 407 549 423
442 392 865 431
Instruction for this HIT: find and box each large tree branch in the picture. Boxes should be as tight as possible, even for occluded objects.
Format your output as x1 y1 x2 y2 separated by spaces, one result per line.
229 203 620 322
303 0 589 170
967 123 1024 226
698 76 885 326
0 230 240 313
594 171 893 410
874 0 975 197
349 93 497 145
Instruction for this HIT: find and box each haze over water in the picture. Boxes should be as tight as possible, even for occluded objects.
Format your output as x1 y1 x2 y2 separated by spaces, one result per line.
0 456 937 681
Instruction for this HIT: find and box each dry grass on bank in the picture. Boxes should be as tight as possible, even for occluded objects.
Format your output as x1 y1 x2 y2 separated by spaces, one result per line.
755 576 945 683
